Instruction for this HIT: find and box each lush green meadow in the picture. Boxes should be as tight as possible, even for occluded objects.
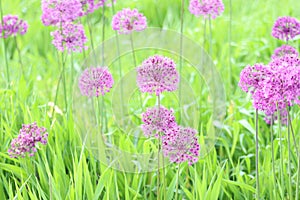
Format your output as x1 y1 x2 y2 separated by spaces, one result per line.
1 0 300 199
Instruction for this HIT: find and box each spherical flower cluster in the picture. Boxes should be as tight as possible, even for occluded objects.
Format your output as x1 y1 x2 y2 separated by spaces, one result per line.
0 15 28 38
41 0 83 26
78 66 114 97
271 16 300 41
162 126 200 165
271 45 299 60
112 8 147 34
136 55 179 96
81 0 115 14
189 0 224 19
51 23 87 52
239 55 300 123
141 106 177 138
8 122 48 158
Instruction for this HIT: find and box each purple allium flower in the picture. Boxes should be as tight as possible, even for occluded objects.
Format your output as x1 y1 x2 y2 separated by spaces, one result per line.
136 55 179 96
162 125 200 165
112 8 147 34
239 55 300 123
271 45 299 60
141 106 177 138
81 0 115 14
41 0 83 26
78 66 114 97
189 0 224 19
8 122 48 158
0 15 28 38
51 23 87 53
272 16 300 41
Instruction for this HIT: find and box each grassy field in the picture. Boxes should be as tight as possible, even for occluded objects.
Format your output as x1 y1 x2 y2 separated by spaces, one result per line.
1 0 300 199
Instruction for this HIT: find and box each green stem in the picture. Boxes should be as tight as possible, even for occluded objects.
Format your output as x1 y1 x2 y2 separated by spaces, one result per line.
228 0 232 90
255 109 260 199
287 106 292 199
178 0 184 124
175 163 180 200
61 52 68 114
14 36 25 77
157 95 161 200
208 16 212 56
111 0 124 125
277 104 285 198
270 115 277 200
130 34 143 112
86 12 97 65
0 0 10 88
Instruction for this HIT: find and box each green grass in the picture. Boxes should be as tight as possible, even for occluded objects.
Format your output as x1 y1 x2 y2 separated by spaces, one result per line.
1 0 300 199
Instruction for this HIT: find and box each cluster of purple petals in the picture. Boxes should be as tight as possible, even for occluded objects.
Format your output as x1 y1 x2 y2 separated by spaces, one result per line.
81 0 115 14
0 15 28 38
51 23 87 52
8 122 48 158
271 45 299 60
141 106 177 138
272 16 300 41
189 0 224 19
162 126 200 165
136 55 179 96
78 66 114 97
112 8 147 34
41 0 83 26
239 55 300 123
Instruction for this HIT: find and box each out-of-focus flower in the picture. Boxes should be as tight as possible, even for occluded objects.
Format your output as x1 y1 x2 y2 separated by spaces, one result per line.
112 8 147 34
8 122 48 158
272 16 300 41
141 106 177 138
51 23 87 52
41 0 83 26
162 125 200 165
271 45 299 60
136 55 179 96
0 15 28 38
78 66 114 97
189 0 224 19
81 0 115 14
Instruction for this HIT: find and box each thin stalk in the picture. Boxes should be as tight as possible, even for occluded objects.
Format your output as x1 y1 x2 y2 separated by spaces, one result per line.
86 12 97 65
255 109 260 199
0 0 10 88
286 106 292 199
130 34 143 111
270 115 277 200
277 104 285 197
61 52 68 114
14 36 25 77
175 163 180 200
228 0 232 90
178 0 184 123
289 109 298 157
208 16 212 56
157 95 161 200
297 141 300 200
50 62 63 125
111 0 124 125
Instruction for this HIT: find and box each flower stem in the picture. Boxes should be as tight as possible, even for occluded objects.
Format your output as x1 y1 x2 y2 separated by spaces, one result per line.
287 106 292 199
0 0 10 88
208 16 212 56
175 163 180 200
228 0 233 90
130 33 143 112
178 0 184 124
277 104 285 198
270 115 277 200
255 109 260 199
14 36 25 77
111 0 124 125
86 13 97 65
61 52 68 114
157 94 161 200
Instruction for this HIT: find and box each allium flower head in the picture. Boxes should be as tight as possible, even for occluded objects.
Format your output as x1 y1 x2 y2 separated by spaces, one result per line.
272 16 300 41
112 8 147 34
162 126 200 165
189 0 224 19
271 45 299 60
41 0 83 26
239 55 300 123
136 55 179 96
81 0 115 14
0 15 28 38
51 23 87 53
79 66 114 97
141 106 177 138
8 122 48 158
